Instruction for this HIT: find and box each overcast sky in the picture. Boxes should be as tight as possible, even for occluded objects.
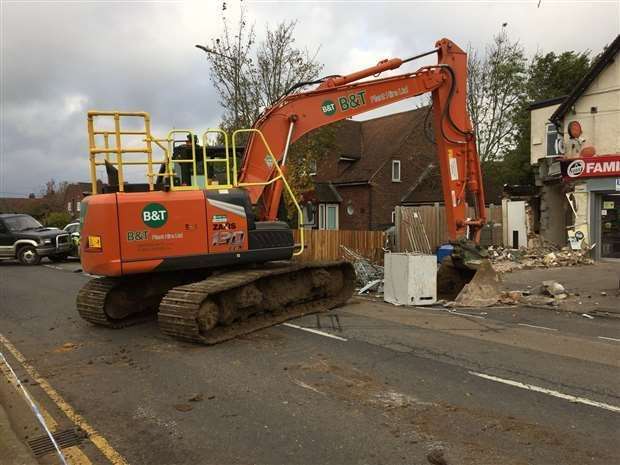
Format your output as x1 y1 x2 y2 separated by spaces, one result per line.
1 0 618 197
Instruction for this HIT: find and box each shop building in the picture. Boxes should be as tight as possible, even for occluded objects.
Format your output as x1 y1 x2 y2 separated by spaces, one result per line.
529 34 620 259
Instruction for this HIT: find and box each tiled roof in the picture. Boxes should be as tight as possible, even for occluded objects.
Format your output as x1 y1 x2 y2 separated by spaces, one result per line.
314 107 431 184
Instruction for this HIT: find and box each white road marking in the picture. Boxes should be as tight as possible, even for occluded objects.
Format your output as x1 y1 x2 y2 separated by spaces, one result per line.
291 378 326 395
518 323 557 331
448 310 486 319
598 336 620 343
469 371 620 413
43 264 64 271
282 323 348 341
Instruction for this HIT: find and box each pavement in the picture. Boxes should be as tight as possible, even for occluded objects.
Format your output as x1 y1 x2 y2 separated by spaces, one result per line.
0 258 619 465
0 403 38 465
502 260 620 314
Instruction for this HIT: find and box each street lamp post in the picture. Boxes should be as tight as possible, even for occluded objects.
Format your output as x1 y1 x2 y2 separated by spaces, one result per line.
195 44 239 128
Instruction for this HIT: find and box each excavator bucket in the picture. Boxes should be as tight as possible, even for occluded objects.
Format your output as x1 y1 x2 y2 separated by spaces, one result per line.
436 256 501 307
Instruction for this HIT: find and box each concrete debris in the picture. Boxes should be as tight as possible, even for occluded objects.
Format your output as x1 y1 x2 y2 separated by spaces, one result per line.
488 245 594 273
541 280 567 299
500 279 568 306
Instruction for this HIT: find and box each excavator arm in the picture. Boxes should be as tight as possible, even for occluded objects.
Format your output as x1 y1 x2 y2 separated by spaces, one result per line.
239 38 486 242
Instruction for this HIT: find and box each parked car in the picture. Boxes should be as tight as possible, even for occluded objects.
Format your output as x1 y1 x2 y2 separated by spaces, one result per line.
63 221 81 257
0 213 72 265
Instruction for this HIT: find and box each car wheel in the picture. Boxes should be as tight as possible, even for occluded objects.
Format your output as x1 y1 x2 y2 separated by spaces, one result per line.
18 245 41 266
49 253 69 263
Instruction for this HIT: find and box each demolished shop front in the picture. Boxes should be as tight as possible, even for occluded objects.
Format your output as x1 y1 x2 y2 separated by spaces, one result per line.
561 155 620 259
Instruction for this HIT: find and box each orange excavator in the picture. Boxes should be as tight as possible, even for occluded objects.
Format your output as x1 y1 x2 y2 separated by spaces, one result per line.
77 38 494 344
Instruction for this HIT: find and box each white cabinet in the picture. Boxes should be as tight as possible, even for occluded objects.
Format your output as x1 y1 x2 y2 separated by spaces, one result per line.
383 253 437 306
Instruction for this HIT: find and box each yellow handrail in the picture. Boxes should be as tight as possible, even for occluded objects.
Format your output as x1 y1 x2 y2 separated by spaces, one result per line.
87 111 160 193
232 128 304 256
87 112 305 257
166 130 197 190
202 129 233 189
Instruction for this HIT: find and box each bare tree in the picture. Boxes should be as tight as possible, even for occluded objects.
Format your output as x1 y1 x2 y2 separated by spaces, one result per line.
467 30 527 162
201 5 322 131
251 21 322 111
201 5 256 130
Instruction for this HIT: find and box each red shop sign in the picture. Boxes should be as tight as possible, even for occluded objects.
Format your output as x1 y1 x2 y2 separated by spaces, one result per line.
561 155 620 180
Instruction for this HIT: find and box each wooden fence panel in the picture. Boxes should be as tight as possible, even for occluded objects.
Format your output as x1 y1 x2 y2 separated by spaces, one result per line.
292 229 385 263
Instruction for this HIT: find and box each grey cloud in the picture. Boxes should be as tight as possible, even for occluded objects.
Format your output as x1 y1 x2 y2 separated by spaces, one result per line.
1 1 618 196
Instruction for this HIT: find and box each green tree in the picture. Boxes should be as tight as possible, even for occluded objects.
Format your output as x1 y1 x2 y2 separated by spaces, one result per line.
44 211 72 228
502 50 590 185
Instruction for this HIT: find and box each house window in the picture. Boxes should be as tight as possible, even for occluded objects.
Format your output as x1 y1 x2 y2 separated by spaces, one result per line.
546 123 563 156
67 202 72 212
76 202 81 212
391 210 396 224
318 203 339 230
392 160 401 182
308 159 317 176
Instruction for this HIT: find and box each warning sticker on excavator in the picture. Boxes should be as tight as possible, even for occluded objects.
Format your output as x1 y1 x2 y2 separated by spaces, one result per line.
449 152 459 181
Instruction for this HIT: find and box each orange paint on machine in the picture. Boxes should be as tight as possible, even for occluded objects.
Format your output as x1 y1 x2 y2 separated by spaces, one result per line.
81 190 252 276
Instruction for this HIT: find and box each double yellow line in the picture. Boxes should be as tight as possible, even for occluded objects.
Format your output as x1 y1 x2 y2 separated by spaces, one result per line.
0 333 129 465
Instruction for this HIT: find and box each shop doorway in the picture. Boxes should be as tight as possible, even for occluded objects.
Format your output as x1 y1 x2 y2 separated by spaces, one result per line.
601 194 620 258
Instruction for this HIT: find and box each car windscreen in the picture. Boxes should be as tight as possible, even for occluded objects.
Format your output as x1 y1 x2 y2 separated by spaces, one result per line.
65 224 80 233
3 215 43 232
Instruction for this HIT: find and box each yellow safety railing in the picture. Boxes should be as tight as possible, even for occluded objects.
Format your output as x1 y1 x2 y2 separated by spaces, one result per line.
87 111 167 193
232 129 304 256
87 111 304 255
166 129 198 191
202 129 234 189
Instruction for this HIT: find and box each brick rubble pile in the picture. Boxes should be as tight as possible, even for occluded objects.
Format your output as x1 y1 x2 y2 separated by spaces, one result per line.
488 245 594 273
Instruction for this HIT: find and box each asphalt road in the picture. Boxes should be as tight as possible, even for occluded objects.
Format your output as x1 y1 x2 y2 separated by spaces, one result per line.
0 260 619 465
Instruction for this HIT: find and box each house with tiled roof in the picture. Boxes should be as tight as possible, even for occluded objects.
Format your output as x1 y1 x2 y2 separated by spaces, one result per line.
304 107 502 230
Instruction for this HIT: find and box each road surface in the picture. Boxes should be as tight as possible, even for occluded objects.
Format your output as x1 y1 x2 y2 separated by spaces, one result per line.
1 260 618 465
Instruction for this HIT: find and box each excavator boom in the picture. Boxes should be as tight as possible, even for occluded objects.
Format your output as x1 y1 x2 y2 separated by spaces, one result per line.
240 38 486 242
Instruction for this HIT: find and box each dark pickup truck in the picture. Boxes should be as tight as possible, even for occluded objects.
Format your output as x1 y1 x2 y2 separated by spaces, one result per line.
0 213 72 265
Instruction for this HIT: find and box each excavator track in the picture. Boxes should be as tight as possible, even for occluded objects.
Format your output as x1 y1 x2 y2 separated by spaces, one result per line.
76 271 209 329
158 261 355 345
76 277 152 328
